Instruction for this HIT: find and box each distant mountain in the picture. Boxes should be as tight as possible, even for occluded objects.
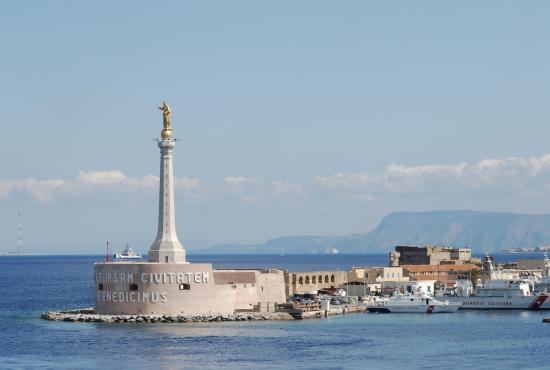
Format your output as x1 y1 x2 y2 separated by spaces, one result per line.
197 211 550 254
199 235 367 255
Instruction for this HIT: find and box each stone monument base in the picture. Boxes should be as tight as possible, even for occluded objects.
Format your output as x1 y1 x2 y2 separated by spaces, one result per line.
95 261 287 316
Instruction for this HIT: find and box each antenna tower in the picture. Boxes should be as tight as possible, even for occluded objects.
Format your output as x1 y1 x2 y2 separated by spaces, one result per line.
16 211 23 255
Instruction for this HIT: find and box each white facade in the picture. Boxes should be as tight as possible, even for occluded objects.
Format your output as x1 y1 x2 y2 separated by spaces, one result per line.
382 280 436 295
148 139 186 264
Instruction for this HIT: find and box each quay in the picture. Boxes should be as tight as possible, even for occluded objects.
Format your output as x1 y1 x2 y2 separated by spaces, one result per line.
281 303 367 319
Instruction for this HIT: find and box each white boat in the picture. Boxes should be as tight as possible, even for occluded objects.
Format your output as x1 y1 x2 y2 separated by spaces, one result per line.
447 255 549 310
114 244 142 260
368 293 461 313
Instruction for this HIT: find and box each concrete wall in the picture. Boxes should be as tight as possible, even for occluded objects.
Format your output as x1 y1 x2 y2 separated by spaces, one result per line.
95 263 286 315
257 270 286 303
395 246 430 265
348 267 409 285
517 259 545 270
395 246 472 265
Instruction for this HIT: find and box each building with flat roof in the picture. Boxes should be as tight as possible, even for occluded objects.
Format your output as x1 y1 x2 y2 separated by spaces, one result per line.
344 267 409 295
389 245 474 266
401 264 480 282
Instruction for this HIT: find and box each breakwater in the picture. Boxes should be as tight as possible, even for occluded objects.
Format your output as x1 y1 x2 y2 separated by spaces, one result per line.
41 303 368 323
40 308 293 323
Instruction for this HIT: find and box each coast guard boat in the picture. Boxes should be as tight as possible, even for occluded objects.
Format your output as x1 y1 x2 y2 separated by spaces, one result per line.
448 256 549 310
114 244 142 260
368 293 460 313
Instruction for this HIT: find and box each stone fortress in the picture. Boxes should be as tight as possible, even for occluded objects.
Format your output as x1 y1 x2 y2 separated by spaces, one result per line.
95 103 286 315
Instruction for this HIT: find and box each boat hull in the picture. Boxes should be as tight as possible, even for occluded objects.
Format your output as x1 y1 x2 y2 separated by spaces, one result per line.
368 303 460 314
448 293 549 310
114 255 142 260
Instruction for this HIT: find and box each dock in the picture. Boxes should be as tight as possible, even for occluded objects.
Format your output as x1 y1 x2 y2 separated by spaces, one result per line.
277 302 367 319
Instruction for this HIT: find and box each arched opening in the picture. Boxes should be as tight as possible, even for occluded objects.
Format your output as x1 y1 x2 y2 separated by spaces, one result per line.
305 276 310 284
318 275 323 284
325 275 329 283
312 276 316 284
331 275 335 283
165 256 169 263
299 276 303 285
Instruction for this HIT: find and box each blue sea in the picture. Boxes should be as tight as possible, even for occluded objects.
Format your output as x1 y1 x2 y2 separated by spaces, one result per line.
1 254 549 370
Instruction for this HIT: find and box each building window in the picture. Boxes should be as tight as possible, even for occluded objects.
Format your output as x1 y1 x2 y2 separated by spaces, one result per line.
98 283 104 291
299 277 304 285
325 275 329 283
318 275 322 284
179 283 190 290
312 276 316 284
165 256 169 263
305 276 310 284
331 275 335 283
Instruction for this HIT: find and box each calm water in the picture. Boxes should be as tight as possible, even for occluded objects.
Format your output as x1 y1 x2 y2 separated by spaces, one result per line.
1 254 549 370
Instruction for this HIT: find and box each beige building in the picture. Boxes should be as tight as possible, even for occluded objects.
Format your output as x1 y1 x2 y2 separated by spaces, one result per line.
345 267 409 294
401 264 479 282
390 246 474 266
285 271 347 296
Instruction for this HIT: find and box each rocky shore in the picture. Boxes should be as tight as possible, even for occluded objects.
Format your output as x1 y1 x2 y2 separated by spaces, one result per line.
40 308 293 323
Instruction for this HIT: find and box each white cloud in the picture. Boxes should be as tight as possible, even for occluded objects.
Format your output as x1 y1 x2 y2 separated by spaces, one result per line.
269 180 307 198
314 154 550 200
4 153 550 206
0 171 198 204
78 170 127 185
223 176 253 186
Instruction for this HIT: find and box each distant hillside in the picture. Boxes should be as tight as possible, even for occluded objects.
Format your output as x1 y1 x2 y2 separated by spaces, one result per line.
197 211 550 254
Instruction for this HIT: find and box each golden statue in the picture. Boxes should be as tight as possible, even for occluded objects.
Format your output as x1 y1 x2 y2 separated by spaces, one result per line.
158 101 172 140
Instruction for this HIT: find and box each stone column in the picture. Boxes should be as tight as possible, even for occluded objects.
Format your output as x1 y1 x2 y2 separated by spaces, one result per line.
148 139 187 263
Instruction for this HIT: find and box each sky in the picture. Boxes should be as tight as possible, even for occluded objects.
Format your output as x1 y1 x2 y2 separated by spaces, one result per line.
2 1 550 253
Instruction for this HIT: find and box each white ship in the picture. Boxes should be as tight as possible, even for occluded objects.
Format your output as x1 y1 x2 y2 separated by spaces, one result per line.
448 256 549 310
114 244 142 260
368 293 461 314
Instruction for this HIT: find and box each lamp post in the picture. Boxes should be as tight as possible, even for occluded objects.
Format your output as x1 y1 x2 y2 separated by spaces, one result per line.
363 271 367 297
